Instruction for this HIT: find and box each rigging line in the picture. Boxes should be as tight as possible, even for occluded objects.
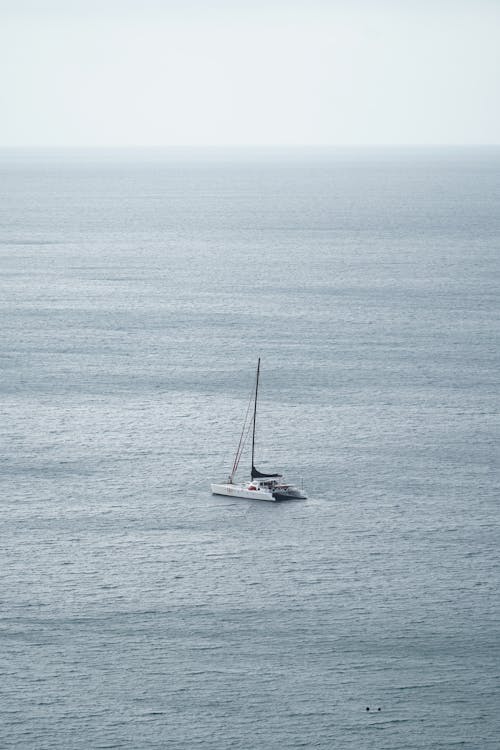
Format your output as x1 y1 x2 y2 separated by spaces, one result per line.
230 385 255 479
232 411 254 477
231 413 251 479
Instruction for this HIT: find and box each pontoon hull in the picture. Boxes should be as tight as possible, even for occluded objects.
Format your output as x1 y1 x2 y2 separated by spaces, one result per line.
272 487 307 500
211 483 276 502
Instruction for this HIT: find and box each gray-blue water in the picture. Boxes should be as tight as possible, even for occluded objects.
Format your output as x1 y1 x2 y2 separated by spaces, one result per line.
1 147 499 749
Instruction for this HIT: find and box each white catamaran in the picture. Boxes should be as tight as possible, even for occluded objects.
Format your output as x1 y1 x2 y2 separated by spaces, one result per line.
211 359 307 502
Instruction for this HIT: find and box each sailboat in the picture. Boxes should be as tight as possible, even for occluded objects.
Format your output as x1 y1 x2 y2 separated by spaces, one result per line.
211 359 307 501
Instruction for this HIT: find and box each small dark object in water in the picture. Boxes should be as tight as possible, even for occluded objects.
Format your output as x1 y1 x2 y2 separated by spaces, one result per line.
378 707 381 711
366 707 370 711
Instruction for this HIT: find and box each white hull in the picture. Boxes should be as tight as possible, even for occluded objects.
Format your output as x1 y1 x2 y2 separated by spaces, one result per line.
211 483 276 502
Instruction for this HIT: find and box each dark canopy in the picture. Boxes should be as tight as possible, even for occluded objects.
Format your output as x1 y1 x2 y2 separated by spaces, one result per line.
251 465 282 480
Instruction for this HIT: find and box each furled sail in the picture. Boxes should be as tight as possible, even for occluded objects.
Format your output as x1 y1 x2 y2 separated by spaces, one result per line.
251 465 282 479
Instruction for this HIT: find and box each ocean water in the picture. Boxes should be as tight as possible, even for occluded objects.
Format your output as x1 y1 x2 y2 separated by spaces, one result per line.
0 147 499 749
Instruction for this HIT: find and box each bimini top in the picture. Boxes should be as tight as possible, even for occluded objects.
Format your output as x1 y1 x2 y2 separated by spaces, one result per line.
251 465 283 480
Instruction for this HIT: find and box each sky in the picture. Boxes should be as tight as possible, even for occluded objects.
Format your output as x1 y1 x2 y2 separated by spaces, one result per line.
0 0 499 147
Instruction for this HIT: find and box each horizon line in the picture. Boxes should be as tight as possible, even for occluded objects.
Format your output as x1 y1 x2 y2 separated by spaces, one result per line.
1 143 500 150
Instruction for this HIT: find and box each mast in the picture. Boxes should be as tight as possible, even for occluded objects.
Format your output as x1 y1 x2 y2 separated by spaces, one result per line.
251 357 260 475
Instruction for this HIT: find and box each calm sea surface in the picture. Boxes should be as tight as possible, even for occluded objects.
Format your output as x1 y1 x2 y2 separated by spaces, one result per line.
1 148 499 749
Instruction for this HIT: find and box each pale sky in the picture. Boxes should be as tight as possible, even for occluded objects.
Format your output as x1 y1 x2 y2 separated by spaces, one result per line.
1 0 499 147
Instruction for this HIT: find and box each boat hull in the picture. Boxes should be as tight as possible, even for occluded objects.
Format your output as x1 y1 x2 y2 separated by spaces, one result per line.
272 487 307 500
211 483 276 502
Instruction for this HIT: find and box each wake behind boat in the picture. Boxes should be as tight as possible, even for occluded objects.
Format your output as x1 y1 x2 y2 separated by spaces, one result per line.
211 359 307 502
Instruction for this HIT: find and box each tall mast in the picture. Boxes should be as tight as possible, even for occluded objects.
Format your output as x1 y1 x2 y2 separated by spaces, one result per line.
251 357 260 474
